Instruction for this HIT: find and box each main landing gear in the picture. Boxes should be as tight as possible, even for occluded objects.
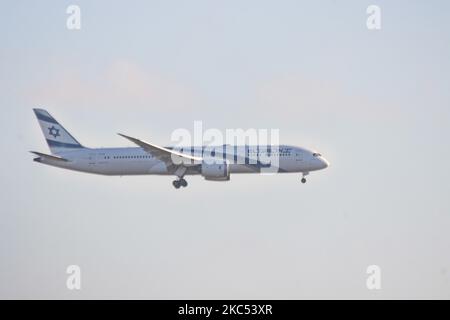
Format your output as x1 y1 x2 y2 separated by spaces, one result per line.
173 167 188 189
172 178 188 189
301 172 309 184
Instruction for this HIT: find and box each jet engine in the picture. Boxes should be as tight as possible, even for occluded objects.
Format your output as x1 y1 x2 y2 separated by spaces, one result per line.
201 161 230 181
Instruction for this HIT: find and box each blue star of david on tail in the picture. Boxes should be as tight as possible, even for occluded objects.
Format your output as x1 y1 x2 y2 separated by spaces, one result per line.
48 126 60 139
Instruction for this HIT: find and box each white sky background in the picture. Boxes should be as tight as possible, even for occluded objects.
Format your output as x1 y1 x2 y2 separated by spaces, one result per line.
1 0 450 299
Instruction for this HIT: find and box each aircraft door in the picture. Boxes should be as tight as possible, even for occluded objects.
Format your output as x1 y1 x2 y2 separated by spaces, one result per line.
87 152 97 166
296 150 303 162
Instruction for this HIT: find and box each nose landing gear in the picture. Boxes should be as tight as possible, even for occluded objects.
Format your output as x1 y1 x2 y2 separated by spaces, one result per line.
301 172 309 184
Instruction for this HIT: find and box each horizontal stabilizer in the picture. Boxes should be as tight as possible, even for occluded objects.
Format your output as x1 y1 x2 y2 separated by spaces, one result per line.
30 151 69 162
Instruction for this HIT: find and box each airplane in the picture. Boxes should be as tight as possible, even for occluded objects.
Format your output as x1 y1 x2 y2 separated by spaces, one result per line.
31 109 329 188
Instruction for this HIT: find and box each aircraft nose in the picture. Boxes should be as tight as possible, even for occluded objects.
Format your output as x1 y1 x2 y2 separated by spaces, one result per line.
319 157 329 169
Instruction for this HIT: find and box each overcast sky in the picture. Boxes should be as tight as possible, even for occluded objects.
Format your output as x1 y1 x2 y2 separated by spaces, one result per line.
1 0 450 299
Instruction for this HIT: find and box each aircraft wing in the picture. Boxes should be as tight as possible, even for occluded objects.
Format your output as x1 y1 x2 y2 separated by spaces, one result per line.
118 133 202 167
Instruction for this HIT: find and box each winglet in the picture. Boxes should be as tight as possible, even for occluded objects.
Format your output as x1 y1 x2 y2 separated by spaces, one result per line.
117 133 149 148
117 133 136 142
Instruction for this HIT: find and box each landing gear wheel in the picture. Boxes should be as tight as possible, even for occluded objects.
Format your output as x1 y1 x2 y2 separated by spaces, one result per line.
301 172 309 184
180 179 188 187
172 180 181 189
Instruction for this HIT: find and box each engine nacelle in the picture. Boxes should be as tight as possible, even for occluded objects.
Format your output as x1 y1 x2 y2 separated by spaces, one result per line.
201 161 230 181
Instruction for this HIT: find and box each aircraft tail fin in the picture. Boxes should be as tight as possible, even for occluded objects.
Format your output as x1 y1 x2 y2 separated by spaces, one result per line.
33 108 84 154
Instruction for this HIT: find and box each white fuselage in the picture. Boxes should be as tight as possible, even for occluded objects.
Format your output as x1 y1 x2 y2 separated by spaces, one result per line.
34 145 329 176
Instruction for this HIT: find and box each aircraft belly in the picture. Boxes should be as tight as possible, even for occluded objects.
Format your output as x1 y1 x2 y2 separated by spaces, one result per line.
95 160 168 175
229 164 270 173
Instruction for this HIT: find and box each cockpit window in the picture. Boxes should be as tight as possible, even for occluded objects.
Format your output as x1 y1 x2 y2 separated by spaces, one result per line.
313 153 322 157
